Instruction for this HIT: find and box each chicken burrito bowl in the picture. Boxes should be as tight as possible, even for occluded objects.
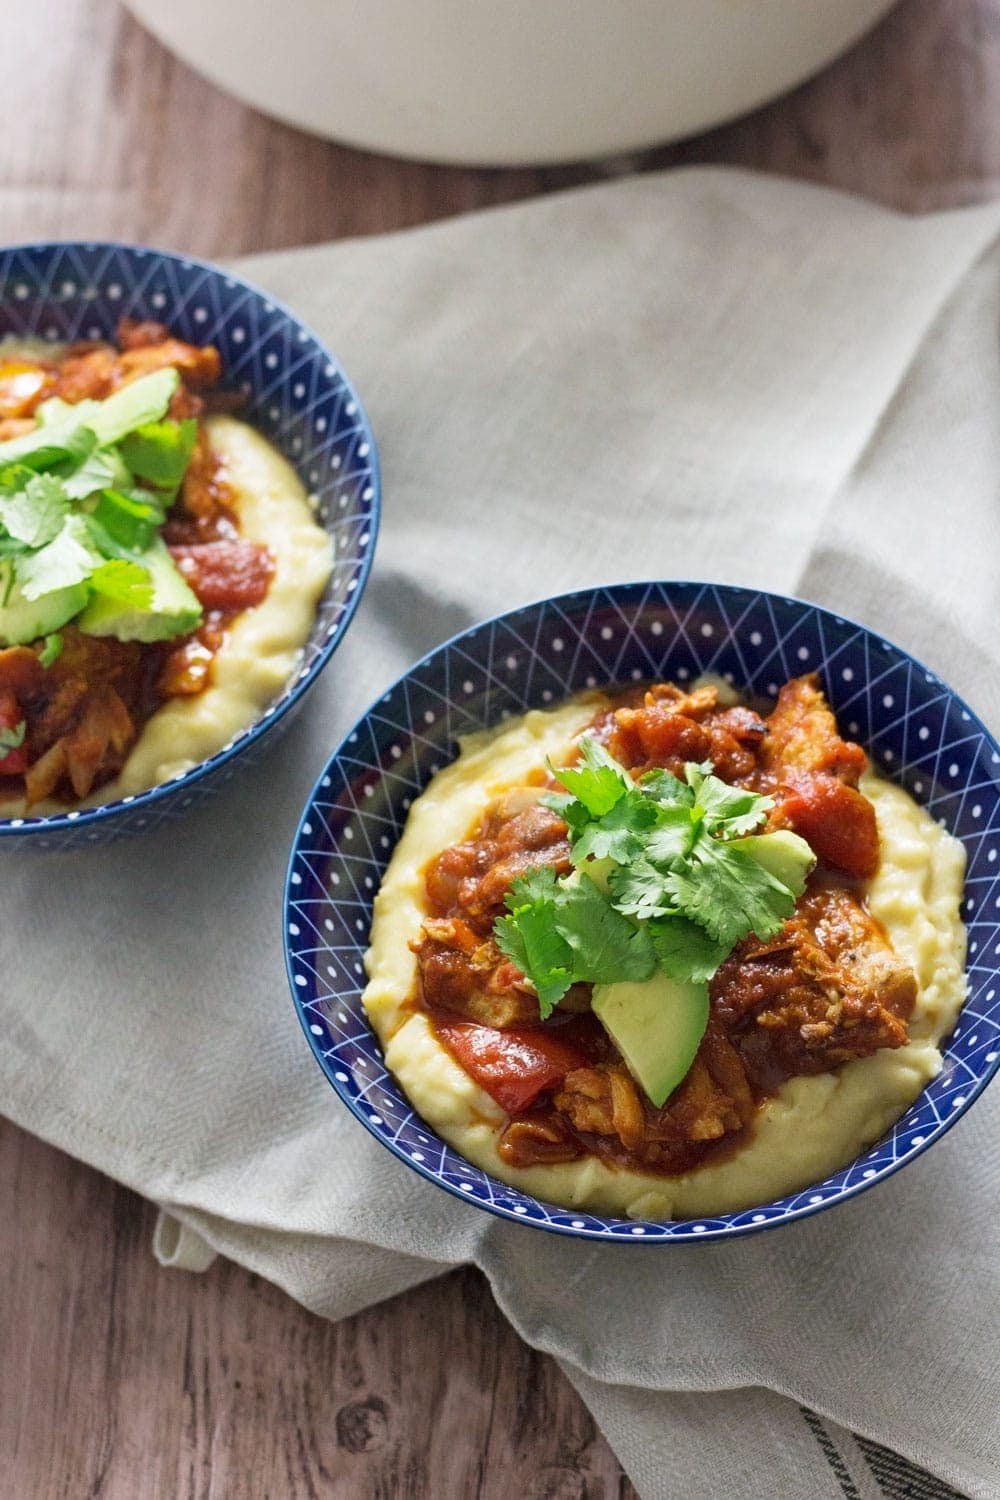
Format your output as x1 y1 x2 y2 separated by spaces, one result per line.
286 586 998 1241
0 242 378 845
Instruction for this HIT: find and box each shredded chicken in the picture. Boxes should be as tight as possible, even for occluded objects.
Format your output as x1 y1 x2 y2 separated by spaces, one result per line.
757 674 867 785
174 423 238 532
410 918 541 1028
422 801 572 931
553 1023 756 1168
42 319 222 412
1 632 142 805
0 416 37 440
497 1112 582 1166
712 887 915 1082
24 685 133 803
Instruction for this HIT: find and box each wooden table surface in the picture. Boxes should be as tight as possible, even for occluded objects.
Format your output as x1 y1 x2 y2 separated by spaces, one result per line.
3 3 998 1496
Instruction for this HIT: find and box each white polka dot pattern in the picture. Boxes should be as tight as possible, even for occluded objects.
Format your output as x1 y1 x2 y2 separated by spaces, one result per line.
285 582 1000 1242
0 242 379 849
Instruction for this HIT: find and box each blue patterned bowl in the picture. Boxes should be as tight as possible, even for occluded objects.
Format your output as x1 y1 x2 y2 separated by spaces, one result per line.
284 581 1000 1241
0 241 379 848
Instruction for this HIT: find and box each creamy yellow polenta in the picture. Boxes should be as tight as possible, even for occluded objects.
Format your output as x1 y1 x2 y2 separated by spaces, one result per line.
0 414 332 815
363 699 968 1219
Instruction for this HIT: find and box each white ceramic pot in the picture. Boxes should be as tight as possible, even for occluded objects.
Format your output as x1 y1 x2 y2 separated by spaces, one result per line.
123 0 898 167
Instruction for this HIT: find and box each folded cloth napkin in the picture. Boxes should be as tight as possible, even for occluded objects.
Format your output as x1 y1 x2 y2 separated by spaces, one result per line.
3 169 1000 1500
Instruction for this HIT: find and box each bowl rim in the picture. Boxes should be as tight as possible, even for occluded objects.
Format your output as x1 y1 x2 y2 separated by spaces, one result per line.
0 237 381 839
284 577 1000 1242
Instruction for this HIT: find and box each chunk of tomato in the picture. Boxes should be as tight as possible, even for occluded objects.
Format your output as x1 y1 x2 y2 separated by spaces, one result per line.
435 1021 588 1115
779 774 879 879
167 540 273 611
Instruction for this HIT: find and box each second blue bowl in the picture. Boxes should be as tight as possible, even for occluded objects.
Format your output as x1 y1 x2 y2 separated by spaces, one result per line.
0 240 379 848
285 581 1000 1243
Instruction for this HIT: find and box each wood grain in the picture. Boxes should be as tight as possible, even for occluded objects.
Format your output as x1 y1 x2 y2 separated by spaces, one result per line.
1 1122 629 1500
4 0 999 264
2 1 998 1496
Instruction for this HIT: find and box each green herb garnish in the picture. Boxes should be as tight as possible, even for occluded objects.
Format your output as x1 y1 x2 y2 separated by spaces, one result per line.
494 865 656 1020
91 488 166 552
119 417 197 495
0 368 202 649
0 472 70 548
14 513 98 601
87 559 154 610
493 738 812 1020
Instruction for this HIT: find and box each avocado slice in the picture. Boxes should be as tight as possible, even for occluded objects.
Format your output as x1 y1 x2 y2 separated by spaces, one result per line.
85 368 180 447
75 536 202 643
0 563 88 645
592 970 709 1109
733 829 815 896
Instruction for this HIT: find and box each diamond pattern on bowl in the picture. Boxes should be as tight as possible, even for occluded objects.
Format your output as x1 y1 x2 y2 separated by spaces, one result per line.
0 242 379 847
285 585 1000 1242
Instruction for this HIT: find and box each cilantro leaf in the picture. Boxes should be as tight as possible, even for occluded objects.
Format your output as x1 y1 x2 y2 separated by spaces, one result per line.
60 448 127 501
0 406 96 471
643 803 701 867
91 488 165 552
495 865 655 1018
548 736 630 818
0 719 26 753
507 864 561 907
541 789 593 836
570 788 658 866
685 762 773 836
495 867 574 1019
0 461 44 492
82 514 137 562
665 837 797 948
494 906 573 1020
38 633 63 667
87 559 154 609
647 915 730 983
607 858 675 921
119 418 197 494
640 767 695 807
14 514 98 601
0 473 69 547
553 877 657 984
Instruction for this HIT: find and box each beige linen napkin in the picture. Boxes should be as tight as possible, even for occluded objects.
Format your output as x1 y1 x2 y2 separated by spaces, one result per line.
3 169 1000 1500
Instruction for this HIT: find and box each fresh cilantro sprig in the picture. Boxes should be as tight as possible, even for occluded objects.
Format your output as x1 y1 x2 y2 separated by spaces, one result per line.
119 417 197 497
494 865 655 1019
493 737 811 1020
14 513 99 600
0 473 69 548
649 838 796 950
